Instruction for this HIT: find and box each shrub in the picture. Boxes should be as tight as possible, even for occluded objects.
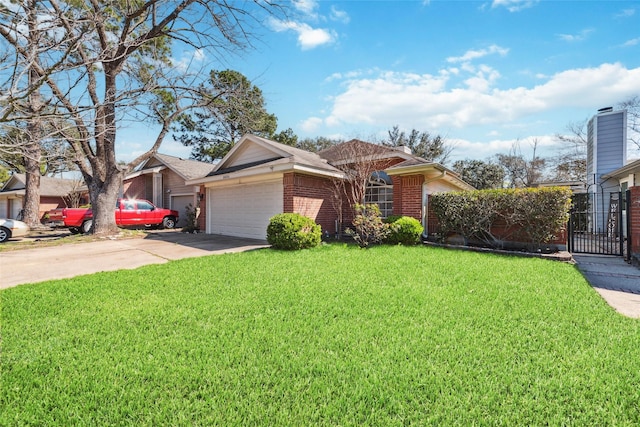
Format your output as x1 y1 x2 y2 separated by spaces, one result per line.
430 187 572 251
346 204 390 248
181 203 199 233
267 213 322 250
385 216 424 245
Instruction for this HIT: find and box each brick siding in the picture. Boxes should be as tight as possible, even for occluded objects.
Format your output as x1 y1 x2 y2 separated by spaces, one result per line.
284 172 338 234
392 174 424 221
123 175 148 200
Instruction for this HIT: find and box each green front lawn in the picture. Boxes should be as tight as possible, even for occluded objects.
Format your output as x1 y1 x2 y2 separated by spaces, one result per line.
2 245 639 425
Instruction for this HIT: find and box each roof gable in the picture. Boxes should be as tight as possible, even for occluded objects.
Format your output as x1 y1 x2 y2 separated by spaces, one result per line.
132 153 216 181
210 134 339 176
222 138 281 169
318 139 415 165
0 173 83 196
0 174 26 191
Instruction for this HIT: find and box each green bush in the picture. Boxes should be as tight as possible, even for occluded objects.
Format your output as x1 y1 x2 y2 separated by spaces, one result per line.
385 216 424 245
267 213 322 250
430 187 572 251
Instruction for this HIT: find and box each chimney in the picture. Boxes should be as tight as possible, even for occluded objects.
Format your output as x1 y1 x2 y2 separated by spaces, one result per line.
394 145 412 154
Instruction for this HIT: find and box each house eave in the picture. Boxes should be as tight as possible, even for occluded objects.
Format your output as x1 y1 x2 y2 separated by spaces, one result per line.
385 163 475 191
602 158 640 180
125 166 166 180
0 189 25 197
187 161 345 186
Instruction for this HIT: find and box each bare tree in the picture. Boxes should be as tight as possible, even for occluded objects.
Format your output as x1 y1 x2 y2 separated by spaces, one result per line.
496 139 546 188
617 95 640 152
552 119 588 183
0 0 53 227
1 1 282 235
62 179 86 208
321 140 395 208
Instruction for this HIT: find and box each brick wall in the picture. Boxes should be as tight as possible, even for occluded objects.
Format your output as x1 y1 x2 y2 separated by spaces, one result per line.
284 172 337 234
392 174 424 221
629 186 640 262
123 175 148 199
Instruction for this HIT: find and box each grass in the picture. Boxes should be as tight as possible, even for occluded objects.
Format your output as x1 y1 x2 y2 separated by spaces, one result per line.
2 244 639 425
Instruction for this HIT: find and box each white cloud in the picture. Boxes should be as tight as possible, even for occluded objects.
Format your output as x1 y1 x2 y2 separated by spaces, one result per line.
615 8 636 18
269 19 336 50
557 28 594 42
330 6 350 24
317 63 640 133
622 37 640 47
491 0 539 12
172 48 207 71
446 44 509 63
450 134 558 160
293 0 319 18
300 117 324 133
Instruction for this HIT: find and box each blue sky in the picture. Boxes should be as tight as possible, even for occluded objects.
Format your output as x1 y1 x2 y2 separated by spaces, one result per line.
119 0 640 163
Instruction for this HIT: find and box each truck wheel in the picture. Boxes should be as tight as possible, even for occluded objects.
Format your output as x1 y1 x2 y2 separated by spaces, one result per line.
0 227 10 243
162 216 176 229
81 220 93 234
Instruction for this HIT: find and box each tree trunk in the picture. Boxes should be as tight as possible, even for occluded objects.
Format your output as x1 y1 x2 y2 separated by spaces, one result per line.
22 0 43 229
86 168 122 236
22 142 42 228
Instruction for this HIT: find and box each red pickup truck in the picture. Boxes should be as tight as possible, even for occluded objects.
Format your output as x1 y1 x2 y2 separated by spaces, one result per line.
48 198 179 234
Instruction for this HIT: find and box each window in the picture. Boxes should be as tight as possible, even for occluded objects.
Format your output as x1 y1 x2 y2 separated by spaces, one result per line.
365 171 393 218
136 201 154 211
122 200 136 211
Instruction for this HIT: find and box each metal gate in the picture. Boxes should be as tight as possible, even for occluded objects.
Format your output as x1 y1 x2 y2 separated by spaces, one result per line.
568 191 630 258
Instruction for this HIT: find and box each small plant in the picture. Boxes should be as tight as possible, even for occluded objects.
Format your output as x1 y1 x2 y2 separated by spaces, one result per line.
267 213 321 250
346 204 390 248
182 203 199 233
385 216 424 245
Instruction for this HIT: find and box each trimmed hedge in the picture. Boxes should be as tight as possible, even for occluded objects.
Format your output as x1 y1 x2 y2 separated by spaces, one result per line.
430 187 572 251
385 216 424 245
267 213 322 250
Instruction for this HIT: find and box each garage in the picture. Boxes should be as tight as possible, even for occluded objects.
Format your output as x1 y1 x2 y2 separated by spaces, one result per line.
207 180 283 240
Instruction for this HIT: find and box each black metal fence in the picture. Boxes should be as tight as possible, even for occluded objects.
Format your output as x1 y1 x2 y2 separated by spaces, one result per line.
568 191 629 258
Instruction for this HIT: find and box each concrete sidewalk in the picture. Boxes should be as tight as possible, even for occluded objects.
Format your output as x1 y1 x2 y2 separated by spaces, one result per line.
0 231 269 290
573 254 640 318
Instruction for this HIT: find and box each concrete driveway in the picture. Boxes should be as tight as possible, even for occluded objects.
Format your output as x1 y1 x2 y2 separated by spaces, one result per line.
0 230 269 289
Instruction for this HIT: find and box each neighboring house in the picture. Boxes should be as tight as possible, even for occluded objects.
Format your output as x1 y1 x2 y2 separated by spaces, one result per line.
0 174 85 220
602 158 640 193
187 134 473 240
123 153 216 227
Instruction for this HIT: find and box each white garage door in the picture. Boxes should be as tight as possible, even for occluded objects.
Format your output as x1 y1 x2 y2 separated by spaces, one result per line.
208 181 283 240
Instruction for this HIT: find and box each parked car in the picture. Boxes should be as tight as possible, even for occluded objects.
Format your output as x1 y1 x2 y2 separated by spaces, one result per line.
0 218 30 243
48 198 179 233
